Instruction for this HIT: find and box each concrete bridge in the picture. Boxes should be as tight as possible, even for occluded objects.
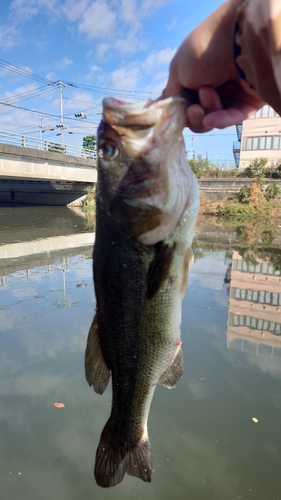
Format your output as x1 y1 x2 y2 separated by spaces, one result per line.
0 131 97 206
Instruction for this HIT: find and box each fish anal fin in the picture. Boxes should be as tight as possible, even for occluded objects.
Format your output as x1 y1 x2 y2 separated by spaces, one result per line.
158 345 183 389
146 242 175 299
85 315 110 395
94 423 152 488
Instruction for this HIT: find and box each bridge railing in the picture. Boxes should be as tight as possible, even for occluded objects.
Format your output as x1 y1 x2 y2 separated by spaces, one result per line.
0 130 97 161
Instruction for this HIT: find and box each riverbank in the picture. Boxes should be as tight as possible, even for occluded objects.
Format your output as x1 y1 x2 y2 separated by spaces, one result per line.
199 177 281 219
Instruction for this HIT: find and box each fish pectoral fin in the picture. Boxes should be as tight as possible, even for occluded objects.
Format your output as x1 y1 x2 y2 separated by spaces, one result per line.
85 315 110 395
95 422 152 488
146 242 175 299
158 346 183 389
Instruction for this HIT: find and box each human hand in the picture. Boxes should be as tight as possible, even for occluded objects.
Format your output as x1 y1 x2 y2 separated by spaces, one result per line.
162 0 264 132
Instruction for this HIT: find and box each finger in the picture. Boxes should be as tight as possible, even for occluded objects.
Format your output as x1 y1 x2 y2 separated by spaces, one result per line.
203 103 257 129
198 87 222 112
186 104 213 133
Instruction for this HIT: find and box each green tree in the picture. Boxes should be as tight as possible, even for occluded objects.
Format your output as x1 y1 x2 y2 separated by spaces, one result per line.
47 142 66 154
244 157 267 178
83 135 96 151
188 154 217 178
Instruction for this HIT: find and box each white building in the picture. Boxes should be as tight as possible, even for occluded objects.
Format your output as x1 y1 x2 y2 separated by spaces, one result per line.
233 104 281 169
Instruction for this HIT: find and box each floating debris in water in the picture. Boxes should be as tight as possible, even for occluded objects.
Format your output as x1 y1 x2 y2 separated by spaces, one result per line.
53 402 65 408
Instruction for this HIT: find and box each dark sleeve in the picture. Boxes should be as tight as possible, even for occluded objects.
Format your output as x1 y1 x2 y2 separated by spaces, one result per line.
234 0 281 115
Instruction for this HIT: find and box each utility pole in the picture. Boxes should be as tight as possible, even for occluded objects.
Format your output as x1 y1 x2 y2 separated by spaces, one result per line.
55 80 67 145
39 115 43 149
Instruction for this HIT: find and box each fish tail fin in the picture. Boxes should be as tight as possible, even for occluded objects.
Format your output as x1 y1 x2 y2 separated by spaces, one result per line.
94 423 152 488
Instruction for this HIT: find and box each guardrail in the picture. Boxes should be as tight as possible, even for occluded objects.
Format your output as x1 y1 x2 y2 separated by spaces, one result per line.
0 130 97 160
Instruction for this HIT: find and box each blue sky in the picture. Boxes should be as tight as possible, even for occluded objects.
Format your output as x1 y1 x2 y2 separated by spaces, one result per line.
0 0 236 165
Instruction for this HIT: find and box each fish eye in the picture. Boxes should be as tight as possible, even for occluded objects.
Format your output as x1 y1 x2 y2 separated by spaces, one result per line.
98 142 119 160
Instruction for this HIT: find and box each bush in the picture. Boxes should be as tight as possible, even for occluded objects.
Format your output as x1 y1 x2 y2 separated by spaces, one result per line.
238 185 251 204
264 182 281 200
243 157 267 178
188 155 218 178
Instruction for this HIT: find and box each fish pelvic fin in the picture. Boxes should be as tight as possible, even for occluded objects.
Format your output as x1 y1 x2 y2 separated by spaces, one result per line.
158 345 183 389
146 242 175 300
181 248 194 296
94 423 152 488
85 316 110 395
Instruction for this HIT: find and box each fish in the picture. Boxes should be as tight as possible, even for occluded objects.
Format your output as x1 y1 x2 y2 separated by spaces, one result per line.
85 94 199 488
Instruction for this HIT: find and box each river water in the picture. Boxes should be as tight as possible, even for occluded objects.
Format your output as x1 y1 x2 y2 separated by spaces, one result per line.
0 207 281 500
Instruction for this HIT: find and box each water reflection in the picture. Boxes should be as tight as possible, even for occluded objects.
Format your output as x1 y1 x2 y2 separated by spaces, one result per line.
0 208 281 499
227 251 281 356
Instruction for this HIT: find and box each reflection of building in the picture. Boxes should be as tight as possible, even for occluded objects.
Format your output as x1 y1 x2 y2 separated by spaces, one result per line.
233 104 281 169
227 251 281 357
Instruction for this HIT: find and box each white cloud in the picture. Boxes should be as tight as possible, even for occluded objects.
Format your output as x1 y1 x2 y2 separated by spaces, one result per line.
143 47 176 72
138 0 176 18
114 23 146 55
90 65 100 72
57 57 73 70
110 65 141 91
145 74 167 95
105 47 175 95
95 42 112 60
61 0 90 22
166 18 177 30
10 0 59 20
0 24 22 50
118 0 138 24
78 0 116 40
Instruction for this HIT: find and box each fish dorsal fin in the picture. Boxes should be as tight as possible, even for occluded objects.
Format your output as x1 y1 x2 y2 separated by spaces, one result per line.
146 242 175 299
85 315 111 395
158 346 183 389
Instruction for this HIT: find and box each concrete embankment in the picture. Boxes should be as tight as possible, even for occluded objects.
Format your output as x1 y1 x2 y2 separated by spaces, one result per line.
198 178 281 200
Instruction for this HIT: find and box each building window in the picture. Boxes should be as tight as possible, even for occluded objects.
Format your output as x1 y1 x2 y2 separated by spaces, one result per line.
246 137 253 150
259 136 266 149
273 136 280 149
241 135 281 151
233 259 281 276
231 287 281 306
265 136 272 149
229 313 281 335
252 105 280 118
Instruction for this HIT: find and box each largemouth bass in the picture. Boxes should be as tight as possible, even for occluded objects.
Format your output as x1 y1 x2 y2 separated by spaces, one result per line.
85 95 199 488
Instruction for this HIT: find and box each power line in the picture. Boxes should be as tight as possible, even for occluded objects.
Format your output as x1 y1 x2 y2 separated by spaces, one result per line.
0 58 159 99
0 100 100 124
0 58 54 85
0 85 55 105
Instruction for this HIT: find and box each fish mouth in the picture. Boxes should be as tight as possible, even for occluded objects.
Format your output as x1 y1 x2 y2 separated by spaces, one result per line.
102 95 187 135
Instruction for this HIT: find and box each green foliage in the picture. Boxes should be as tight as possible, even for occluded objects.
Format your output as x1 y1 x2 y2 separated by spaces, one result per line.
244 157 268 177
264 182 281 200
48 142 66 154
261 230 275 245
83 184 96 209
216 197 280 218
83 135 96 150
238 185 251 204
188 155 218 178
